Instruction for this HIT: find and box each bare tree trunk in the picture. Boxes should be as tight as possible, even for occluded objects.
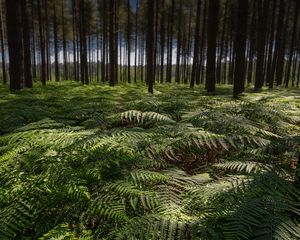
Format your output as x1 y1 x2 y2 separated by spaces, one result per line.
206 0 220 93
6 0 23 90
37 0 46 85
233 0 248 98
0 7 7 84
22 0 33 88
254 0 270 89
146 0 154 93
190 0 201 88
284 0 299 87
109 0 116 86
53 3 60 82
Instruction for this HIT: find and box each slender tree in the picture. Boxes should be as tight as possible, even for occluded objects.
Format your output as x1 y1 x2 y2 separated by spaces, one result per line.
0 7 7 84
254 0 270 90
109 0 116 86
233 0 248 98
37 0 46 85
284 0 299 87
190 0 201 88
53 2 60 82
146 0 154 93
21 0 33 88
206 0 220 93
5 0 23 90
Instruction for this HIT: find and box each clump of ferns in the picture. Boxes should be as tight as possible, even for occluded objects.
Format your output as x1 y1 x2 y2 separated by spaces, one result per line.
193 172 300 240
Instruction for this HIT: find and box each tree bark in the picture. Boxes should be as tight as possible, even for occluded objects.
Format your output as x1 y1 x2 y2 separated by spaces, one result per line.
206 0 220 93
146 0 154 93
109 0 116 86
21 0 33 88
190 0 201 88
37 0 46 85
233 0 248 98
6 0 23 90
0 7 7 85
254 0 270 89
284 0 299 87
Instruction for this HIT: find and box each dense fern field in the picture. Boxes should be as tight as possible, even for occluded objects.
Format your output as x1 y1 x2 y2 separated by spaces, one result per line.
0 82 300 239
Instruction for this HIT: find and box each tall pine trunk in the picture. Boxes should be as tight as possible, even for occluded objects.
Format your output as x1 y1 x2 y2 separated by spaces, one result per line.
37 0 46 85
146 0 154 93
206 0 220 93
21 0 33 88
233 0 248 97
254 0 270 89
6 0 23 90
109 0 116 86
0 8 7 85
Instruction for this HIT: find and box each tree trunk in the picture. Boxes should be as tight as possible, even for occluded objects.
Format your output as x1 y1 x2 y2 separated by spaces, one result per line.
190 0 201 88
265 0 276 86
284 0 299 87
21 0 33 88
53 3 60 82
72 0 77 81
146 0 154 93
134 0 138 83
62 2 68 80
254 0 270 89
160 0 165 84
37 0 46 85
0 8 7 85
233 0 248 98
109 0 116 86
6 0 23 90
206 0 220 93
166 0 175 83
269 0 284 89
79 0 89 84
175 0 182 84
127 0 131 83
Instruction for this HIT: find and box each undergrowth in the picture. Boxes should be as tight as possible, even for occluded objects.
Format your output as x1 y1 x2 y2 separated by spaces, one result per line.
0 82 299 239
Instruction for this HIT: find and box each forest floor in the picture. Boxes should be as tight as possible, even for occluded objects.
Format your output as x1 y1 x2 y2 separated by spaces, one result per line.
0 82 300 239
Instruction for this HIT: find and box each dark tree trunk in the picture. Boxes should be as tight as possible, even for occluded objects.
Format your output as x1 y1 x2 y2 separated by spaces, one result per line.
109 0 116 86
275 1 290 86
72 0 77 81
31 0 37 80
233 0 248 98
284 0 299 87
160 0 165 84
146 0 154 93
166 0 175 83
79 0 89 84
134 0 138 83
217 0 228 84
44 0 50 81
175 0 182 84
127 0 131 83
6 0 23 90
247 1 257 85
265 0 276 86
37 0 46 85
269 0 285 89
190 0 201 88
254 0 270 89
62 2 68 80
199 0 207 84
53 3 60 82
0 8 7 84
206 0 220 93
21 0 33 88
101 0 107 82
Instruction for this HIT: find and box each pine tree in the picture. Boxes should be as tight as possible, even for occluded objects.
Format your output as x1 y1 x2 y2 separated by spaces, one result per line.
5 0 23 90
